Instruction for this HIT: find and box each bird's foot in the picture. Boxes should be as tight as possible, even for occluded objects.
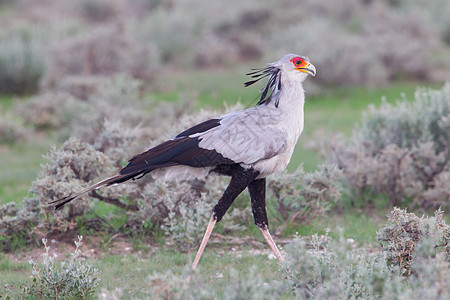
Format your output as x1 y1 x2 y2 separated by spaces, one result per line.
259 227 284 263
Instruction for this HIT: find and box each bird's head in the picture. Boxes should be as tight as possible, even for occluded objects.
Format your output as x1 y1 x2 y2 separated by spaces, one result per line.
245 53 316 106
273 54 316 78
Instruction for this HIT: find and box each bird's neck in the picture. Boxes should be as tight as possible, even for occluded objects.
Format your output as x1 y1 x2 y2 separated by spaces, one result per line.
273 72 305 110
274 76 306 137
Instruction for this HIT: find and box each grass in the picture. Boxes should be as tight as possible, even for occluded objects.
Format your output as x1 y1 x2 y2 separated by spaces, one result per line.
96 251 278 298
0 207 386 298
280 210 382 244
0 249 280 298
0 136 58 204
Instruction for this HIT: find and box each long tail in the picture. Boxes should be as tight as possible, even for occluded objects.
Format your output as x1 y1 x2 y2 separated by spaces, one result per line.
49 173 129 210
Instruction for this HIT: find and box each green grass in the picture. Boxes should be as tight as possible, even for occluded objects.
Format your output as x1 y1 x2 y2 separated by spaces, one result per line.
0 95 16 110
0 249 280 298
96 251 278 298
0 208 384 298
0 136 58 205
280 210 382 244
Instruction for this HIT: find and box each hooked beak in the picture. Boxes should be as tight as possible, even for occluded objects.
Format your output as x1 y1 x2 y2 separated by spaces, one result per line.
297 63 316 77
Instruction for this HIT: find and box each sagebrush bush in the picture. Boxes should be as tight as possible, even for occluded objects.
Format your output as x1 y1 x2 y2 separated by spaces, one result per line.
377 207 449 276
43 23 159 88
18 92 80 130
22 236 100 299
0 32 46 95
54 75 109 100
77 0 118 23
68 76 149 162
281 231 398 299
281 219 449 299
0 111 28 144
327 83 450 209
145 265 285 300
0 198 41 251
269 0 438 86
4 0 446 88
267 163 341 233
30 137 116 233
159 181 218 251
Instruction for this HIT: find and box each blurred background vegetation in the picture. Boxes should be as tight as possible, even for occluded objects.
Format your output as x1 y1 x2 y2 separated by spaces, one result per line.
0 0 449 298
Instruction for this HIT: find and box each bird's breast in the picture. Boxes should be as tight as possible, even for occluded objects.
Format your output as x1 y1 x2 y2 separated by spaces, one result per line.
250 89 305 177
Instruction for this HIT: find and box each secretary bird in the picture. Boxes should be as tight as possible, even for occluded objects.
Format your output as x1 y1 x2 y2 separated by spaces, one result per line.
51 54 316 269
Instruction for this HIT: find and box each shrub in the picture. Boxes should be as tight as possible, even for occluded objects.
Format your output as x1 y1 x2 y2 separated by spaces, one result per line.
377 207 449 276
268 0 438 86
29 137 116 232
0 111 28 144
22 236 100 299
54 75 109 100
26 88 232 238
68 76 160 153
43 23 159 88
3 0 447 90
0 32 46 95
327 83 450 209
281 230 399 299
138 7 198 64
0 198 41 251
281 220 449 299
160 182 217 251
18 92 80 130
267 163 341 233
78 0 118 23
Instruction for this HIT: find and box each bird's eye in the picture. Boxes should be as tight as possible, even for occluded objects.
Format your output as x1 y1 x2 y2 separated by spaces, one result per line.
295 60 302 66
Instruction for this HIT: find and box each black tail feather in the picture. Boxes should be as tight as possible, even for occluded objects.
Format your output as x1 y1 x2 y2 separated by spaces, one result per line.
53 195 77 210
49 173 129 210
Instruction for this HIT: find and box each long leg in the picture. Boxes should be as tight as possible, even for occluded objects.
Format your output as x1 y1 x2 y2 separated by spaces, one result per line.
192 167 259 269
192 215 216 269
248 178 284 263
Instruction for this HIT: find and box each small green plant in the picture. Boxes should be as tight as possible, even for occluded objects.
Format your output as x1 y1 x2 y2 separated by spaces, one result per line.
22 236 100 299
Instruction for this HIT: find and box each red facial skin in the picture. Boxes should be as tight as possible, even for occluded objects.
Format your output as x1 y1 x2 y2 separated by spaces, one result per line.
290 57 308 68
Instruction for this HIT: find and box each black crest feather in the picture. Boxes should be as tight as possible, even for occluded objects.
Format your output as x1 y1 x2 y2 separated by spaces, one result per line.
244 66 282 107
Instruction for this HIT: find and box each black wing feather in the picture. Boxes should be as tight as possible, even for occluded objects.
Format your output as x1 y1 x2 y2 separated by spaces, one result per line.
118 137 234 180
175 118 221 138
